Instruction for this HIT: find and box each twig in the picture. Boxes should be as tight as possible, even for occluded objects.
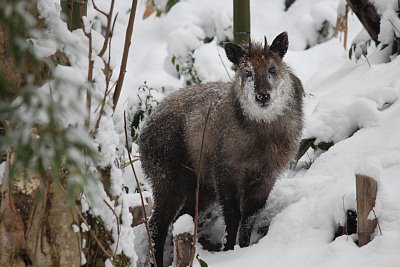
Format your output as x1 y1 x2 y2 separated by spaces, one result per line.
388 19 400 36
112 0 138 112
217 44 233 81
180 164 197 173
83 23 94 130
217 45 232 81
189 102 213 267
103 199 121 257
92 81 116 136
123 111 157 267
92 12 117 135
364 54 371 68
108 12 119 64
119 157 140 169
372 209 382 235
92 0 116 57
75 206 114 259
91 0 108 17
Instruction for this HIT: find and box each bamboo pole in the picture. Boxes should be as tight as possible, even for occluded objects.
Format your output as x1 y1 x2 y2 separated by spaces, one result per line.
72 0 87 30
233 0 251 44
355 174 378 246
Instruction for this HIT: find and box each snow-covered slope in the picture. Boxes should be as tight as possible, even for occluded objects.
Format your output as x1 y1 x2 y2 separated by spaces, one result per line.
199 44 400 267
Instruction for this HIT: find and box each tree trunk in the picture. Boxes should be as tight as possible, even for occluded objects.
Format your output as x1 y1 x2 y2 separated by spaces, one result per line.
0 148 81 266
346 0 381 44
0 2 81 265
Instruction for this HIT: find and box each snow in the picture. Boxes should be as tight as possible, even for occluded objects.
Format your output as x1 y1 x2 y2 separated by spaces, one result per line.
0 162 5 185
81 223 89 232
72 223 80 233
27 0 400 266
355 156 383 181
172 214 195 236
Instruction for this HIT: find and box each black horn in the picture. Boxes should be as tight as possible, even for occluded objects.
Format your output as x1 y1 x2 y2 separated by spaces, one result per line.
264 35 269 54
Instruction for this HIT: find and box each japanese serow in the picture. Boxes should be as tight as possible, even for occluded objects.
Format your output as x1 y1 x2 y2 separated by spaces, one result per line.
139 32 303 266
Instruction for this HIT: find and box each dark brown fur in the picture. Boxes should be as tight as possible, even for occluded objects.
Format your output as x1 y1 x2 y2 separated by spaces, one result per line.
139 32 303 266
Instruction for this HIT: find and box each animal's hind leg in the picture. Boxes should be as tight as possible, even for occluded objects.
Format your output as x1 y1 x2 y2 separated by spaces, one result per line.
149 204 173 266
149 188 185 266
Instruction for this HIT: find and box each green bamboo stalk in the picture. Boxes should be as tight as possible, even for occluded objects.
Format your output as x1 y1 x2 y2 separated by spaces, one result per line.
72 0 87 30
61 0 87 30
233 0 251 44
60 0 72 29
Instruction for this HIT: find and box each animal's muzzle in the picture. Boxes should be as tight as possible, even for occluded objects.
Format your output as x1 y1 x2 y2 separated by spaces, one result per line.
255 93 271 106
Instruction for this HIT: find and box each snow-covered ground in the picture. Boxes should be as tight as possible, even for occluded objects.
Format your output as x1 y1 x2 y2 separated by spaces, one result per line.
30 0 400 266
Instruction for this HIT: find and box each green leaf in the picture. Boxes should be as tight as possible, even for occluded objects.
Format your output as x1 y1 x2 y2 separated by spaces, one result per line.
196 254 209 267
295 137 316 162
166 0 180 12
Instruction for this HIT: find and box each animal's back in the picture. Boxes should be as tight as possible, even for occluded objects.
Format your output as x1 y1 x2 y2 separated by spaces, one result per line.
138 81 231 185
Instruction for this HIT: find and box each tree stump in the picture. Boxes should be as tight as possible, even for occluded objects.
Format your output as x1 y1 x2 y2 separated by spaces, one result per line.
173 232 193 267
355 174 378 246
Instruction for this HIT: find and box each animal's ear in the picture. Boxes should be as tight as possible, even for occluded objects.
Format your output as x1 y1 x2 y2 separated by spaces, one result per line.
224 42 245 64
270 32 289 58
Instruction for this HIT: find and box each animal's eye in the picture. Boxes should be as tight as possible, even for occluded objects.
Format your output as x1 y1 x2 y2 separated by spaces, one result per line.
268 66 276 75
245 70 252 77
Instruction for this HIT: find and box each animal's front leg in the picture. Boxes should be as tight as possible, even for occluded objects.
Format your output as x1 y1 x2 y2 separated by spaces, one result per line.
238 179 271 247
216 179 241 250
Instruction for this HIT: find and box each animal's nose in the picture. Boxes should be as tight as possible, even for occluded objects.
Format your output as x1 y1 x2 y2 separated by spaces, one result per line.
255 93 271 105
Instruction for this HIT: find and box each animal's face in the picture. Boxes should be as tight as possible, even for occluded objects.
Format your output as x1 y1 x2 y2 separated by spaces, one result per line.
225 32 293 122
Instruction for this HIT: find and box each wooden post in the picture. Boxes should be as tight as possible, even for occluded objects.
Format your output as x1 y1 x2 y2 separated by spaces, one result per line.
130 196 153 227
173 232 193 267
355 174 378 246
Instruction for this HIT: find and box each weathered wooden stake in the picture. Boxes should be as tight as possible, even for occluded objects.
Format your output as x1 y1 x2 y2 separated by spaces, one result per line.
130 196 153 227
355 174 378 246
173 232 193 267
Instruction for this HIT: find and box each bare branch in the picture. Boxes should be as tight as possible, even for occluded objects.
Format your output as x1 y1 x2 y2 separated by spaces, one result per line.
123 111 157 267
189 102 214 267
113 0 138 112
83 22 94 130
93 0 116 57
103 200 121 257
217 45 232 81
91 0 108 17
91 12 118 136
75 207 114 259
